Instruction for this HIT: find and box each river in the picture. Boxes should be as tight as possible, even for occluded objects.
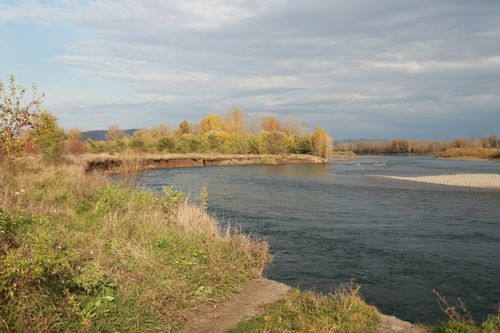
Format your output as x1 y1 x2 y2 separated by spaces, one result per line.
137 156 500 324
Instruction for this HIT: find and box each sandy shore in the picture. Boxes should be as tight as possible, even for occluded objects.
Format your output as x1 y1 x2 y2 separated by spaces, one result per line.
373 174 500 189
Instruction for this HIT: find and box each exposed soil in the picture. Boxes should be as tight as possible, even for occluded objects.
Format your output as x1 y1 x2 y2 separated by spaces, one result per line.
376 314 429 333
178 279 290 333
85 154 326 173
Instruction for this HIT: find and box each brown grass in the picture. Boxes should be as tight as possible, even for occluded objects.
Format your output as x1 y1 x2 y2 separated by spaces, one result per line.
0 156 270 332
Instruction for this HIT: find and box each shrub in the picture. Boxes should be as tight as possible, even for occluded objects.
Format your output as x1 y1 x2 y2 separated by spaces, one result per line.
159 186 186 214
65 128 87 155
202 130 227 152
31 111 65 163
261 131 288 155
223 134 250 154
248 136 263 154
297 135 312 154
156 136 177 152
175 134 202 153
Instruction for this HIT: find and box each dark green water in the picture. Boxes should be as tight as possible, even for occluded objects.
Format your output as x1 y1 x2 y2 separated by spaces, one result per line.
137 156 500 324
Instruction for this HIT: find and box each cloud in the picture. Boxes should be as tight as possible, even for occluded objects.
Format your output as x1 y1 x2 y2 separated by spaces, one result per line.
1 0 500 138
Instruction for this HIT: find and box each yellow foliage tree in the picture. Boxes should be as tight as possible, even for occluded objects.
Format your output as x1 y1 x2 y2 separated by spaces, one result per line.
311 126 333 160
222 109 246 134
261 116 281 132
200 113 222 133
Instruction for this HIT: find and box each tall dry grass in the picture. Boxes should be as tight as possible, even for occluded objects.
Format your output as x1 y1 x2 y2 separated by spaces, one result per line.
0 156 270 332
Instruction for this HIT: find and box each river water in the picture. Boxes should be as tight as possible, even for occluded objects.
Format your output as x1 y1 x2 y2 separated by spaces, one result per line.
136 156 500 324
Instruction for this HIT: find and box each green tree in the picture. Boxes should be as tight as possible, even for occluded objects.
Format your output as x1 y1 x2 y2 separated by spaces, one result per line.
175 134 201 153
262 131 288 155
178 121 191 135
202 130 227 152
32 112 65 163
297 135 313 154
223 134 250 154
156 136 176 152
248 136 262 154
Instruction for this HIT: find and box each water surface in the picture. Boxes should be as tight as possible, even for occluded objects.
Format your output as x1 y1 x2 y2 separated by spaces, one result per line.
137 156 500 324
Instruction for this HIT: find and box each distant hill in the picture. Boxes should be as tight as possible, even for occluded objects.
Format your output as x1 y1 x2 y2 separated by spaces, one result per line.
82 129 138 141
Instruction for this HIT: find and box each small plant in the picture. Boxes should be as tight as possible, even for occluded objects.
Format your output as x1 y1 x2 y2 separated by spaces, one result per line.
433 289 474 325
199 184 208 211
432 289 500 333
160 186 186 214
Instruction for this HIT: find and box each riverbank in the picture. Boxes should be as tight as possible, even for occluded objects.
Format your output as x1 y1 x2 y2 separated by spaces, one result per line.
0 157 377 333
83 153 326 173
2 157 499 332
373 173 500 189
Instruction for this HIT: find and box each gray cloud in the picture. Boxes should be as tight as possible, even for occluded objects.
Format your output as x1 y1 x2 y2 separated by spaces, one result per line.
2 0 500 139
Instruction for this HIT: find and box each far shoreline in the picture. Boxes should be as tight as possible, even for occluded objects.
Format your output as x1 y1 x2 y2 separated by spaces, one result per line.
83 153 327 173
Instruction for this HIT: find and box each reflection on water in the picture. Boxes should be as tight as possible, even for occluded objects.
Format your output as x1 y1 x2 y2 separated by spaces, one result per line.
137 156 500 324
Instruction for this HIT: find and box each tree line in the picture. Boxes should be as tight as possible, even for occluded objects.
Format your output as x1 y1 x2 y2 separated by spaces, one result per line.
335 136 499 155
87 110 333 159
1 76 333 162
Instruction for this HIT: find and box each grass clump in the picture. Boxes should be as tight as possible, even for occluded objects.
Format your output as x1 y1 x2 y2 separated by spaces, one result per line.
432 316 500 333
0 158 270 332
230 283 379 333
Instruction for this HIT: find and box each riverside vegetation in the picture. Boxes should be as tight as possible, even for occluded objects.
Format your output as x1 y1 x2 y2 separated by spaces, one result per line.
335 138 500 159
2 76 500 332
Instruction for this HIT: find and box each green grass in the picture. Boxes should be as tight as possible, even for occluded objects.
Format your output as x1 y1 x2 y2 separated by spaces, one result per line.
431 316 500 333
229 285 379 333
0 158 269 332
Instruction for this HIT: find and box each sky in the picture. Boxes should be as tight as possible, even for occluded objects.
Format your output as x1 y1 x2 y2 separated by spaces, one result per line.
1 0 499 139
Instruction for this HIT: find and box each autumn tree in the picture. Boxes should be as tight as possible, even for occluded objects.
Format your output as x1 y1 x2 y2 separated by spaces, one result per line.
262 131 288 155
311 126 333 160
106 125 124 141
282 119 302 136
200 113 222 133
149 123 170 138
261 116 281 132
222 109 246 134
0 75 43 156
65 128 86 155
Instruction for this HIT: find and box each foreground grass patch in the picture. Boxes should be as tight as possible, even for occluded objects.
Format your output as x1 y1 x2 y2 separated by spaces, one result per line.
0 158 269 332
431 316 500 333
230 284 379 333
